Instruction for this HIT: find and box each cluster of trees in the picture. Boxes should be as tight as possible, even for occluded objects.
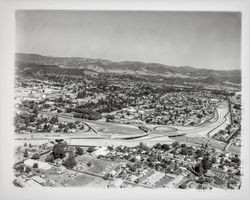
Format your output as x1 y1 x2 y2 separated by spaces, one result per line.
23 149 29 157
192 144 214 176
74 94 127 114
31 153 40 160
194 157 213 176
22 100 39 111
211 90 228 96
233 104 241 110
45 141 67 163
87 146 95 153
75 146 84 155
72 108 102 120
63 152 77 169
49 116 58 124
15 110 60 133
231 155 241 164
15 112 37 127
44 142 87 169
153 143 170 151
76 90 87 99
106 114 115 122
18 113 82 133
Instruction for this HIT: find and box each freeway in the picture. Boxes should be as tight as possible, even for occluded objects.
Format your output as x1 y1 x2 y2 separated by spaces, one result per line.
15 101 240 154
137 102 240 154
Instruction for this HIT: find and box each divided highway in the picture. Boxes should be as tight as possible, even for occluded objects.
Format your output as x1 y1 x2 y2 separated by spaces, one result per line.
15 101 240 154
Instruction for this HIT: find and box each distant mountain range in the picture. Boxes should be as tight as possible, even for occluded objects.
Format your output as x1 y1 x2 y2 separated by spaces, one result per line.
15 53 241 84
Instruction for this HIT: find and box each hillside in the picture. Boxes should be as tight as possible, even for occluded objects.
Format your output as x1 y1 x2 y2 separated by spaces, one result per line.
15 53 241 84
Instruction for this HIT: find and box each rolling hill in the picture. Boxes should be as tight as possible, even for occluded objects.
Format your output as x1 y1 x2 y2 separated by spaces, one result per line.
15 53 241 84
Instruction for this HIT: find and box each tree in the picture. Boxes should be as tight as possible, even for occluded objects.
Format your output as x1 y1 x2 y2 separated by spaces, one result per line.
107 146 114 151
155 163 163 171
45 154 55 163
194 162 204 176
179 184 187 189
14 164 24 172
31 153 40 160
67 122 76 129
154 143 162 149
148 162 154 168
139 142 150 151
63 126 69 132
43 123 51 132
161 144 170 151
52 142 66 159
33 163 38 168
195 149 204 158
77 91 86 99
148 155 156 163
130 164 137 172
23 149 29 157
75 147 84 155
180 148 188 155
172 141 180 148
25 167 31 173
63 153 77 169
201 157 212 172
187 149 193 156
87 146 95 153
197 113 203 119
197 176 206 185
232 156 241 164
106 114 115 122
49 116 58 124
87 161 92 167
211 157 217 164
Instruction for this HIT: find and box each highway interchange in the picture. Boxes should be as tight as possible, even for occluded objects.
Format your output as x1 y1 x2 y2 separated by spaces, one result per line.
15 101 240 155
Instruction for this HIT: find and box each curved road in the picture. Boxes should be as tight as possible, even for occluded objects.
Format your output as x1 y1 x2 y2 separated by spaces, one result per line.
15 101 240 154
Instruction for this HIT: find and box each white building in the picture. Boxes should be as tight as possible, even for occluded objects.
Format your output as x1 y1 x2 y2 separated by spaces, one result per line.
24 159 52 170
92 147 109 157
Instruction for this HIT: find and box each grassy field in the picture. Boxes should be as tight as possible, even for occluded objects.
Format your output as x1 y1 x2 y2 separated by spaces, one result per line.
75 154 112 175
64 175 94 187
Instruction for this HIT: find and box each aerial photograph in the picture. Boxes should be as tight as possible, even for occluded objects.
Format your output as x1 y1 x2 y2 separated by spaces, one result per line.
13 10 241 189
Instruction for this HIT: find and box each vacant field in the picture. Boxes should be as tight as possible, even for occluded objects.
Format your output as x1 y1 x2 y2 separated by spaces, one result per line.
75 154 112 175
64 175 94 187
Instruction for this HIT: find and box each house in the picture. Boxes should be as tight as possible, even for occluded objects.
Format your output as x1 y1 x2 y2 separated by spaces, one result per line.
56 166 65 174
54 158 63 166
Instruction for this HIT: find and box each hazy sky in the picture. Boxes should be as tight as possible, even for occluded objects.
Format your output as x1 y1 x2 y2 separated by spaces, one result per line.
16 11 241 70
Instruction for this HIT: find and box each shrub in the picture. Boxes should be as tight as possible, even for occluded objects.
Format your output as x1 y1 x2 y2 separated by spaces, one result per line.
31 153 40 160
33 163 38 168
87 161 92 167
